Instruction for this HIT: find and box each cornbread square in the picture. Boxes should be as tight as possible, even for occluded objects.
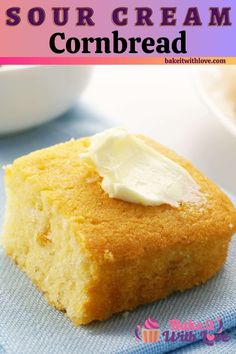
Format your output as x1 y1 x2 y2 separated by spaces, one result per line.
2 137 236 325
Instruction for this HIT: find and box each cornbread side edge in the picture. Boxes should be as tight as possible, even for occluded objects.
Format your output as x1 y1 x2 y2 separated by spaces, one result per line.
2 138 236 325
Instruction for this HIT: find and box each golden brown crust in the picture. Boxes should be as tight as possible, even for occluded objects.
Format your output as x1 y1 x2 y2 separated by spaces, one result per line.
4 136 236 324
8 137 236 264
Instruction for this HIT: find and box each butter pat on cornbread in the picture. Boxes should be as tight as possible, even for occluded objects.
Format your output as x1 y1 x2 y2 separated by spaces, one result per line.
2 133 236 325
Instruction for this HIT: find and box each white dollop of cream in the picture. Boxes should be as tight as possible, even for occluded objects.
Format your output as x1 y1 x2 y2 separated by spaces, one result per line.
80 128 201 207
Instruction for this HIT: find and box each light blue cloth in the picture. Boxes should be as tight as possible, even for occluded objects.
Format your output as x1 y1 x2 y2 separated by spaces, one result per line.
0 104 236 354
0 346 5 354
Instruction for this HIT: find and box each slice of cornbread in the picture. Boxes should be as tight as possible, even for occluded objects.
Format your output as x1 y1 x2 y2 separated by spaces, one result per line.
2 136 236 325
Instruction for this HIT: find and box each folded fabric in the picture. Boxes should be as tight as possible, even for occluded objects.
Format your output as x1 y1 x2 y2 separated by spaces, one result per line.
0 106 236 354
174 327 236 353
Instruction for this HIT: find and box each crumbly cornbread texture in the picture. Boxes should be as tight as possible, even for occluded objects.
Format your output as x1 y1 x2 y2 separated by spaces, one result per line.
2 136 236 325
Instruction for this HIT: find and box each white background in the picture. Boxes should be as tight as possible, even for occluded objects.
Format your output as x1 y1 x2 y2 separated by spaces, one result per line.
82 66 236 195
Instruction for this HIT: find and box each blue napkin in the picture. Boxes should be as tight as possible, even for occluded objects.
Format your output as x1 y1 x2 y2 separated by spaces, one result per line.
0 105 236 354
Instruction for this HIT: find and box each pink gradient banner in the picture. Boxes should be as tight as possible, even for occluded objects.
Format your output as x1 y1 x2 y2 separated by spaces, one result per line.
0 0 234 64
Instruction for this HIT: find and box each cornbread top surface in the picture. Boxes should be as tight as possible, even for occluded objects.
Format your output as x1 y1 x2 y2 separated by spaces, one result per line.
6 136 236 263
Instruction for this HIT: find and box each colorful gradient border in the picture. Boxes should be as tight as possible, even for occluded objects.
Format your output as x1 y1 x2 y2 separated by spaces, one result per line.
0 57 235 65
0 0 235 64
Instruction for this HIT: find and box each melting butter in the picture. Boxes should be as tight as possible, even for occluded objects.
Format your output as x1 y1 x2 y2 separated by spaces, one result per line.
80 128 201 207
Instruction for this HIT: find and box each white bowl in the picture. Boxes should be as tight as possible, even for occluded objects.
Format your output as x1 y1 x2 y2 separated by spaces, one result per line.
194 66 236 138
0 65 92 135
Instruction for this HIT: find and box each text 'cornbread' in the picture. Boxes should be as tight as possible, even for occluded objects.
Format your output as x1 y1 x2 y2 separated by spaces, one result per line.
2 134 236 325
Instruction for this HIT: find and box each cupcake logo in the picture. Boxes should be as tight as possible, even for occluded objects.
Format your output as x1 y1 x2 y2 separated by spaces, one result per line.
134 316 230 346
135 317 161 343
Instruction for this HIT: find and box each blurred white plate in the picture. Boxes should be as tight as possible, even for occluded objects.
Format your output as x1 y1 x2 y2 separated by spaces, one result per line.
0 65 92 135
194 66 236 138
